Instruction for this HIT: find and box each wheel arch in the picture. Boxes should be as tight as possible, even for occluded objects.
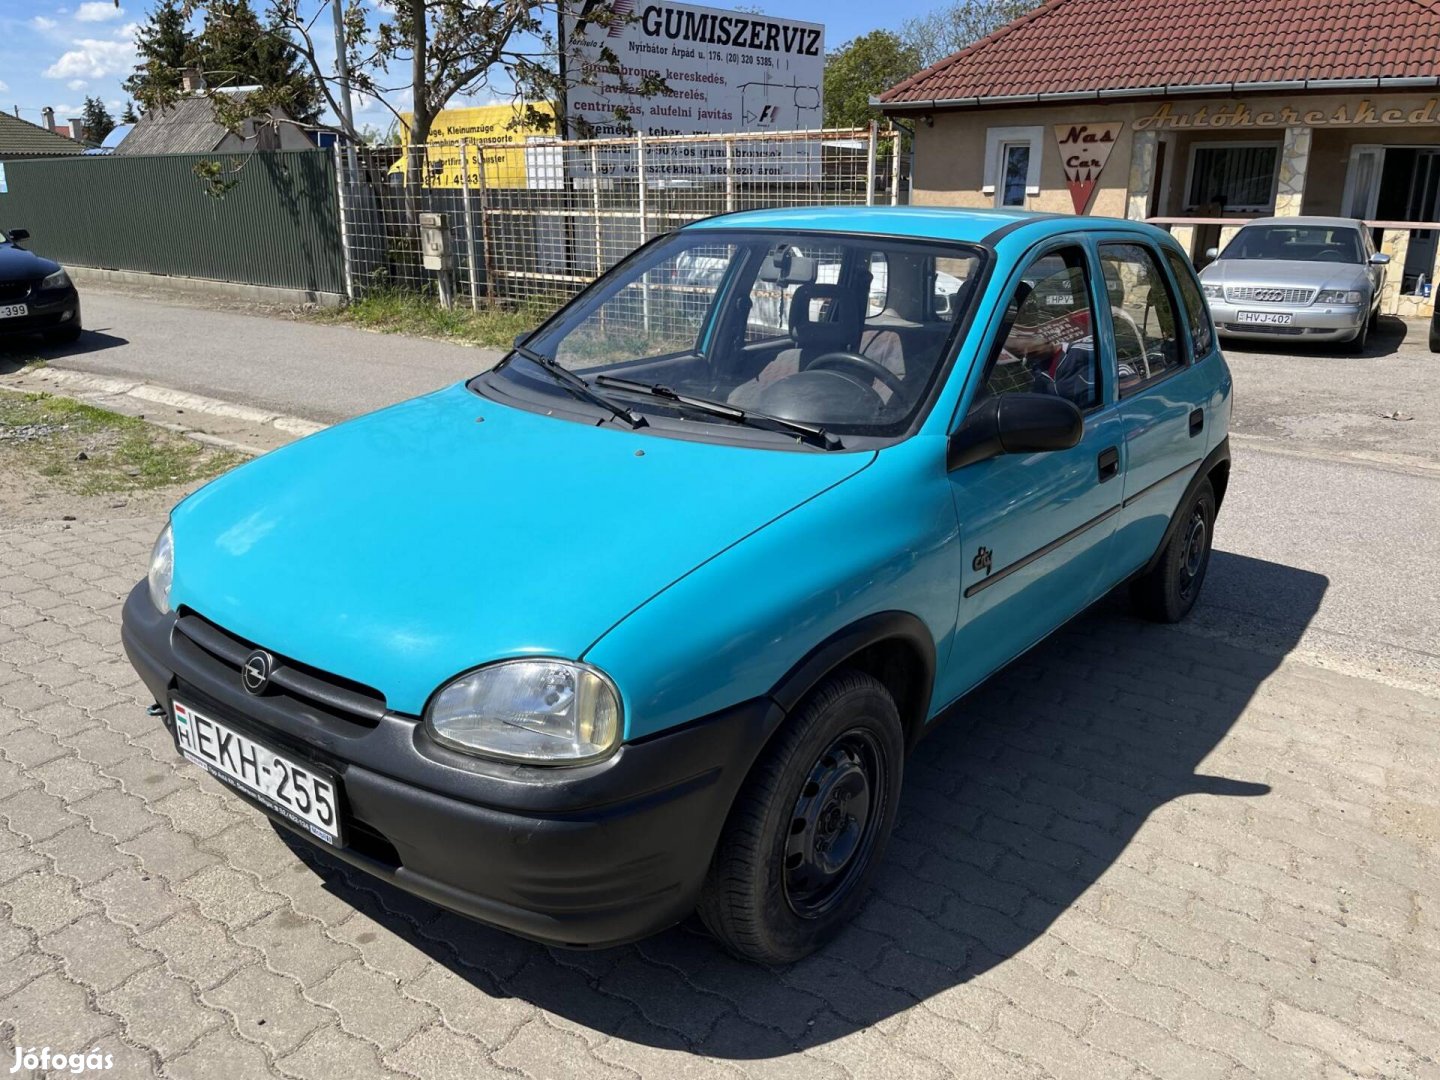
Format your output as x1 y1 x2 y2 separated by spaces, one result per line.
768 611 937 752
1141 437 1231 577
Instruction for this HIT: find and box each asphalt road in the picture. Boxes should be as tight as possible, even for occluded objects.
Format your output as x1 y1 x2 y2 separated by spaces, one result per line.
8 286 1440 692
1 288 499 425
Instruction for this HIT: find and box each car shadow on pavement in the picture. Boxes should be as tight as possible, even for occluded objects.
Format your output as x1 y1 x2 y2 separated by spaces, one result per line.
0 329 129 370
276 551 1327 1057
1221 314 1408 359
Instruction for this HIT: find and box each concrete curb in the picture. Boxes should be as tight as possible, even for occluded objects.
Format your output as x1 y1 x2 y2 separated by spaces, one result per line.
0 366 328 456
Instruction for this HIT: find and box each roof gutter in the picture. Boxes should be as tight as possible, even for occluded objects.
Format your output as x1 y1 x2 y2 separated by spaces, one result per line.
871 75 1440 111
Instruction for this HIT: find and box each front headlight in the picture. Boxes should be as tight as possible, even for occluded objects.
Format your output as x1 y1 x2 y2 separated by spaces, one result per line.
426 659 621 764
148 523 173 614
40 268 72 291
1202 283 1223 299
1316 289 1363 305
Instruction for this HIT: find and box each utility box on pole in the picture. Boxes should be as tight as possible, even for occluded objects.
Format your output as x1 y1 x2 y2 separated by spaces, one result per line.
419 212 455 309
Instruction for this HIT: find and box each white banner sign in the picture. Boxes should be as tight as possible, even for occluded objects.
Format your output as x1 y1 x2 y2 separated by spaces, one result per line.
562 1 824 181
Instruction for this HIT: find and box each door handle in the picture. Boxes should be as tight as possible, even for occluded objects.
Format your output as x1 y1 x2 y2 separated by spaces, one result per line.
1098 446 1119 482
1189 408 1204 437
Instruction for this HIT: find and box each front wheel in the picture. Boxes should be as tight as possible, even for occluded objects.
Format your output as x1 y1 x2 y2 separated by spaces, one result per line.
1343 320 1369 355
698 670 904 964
1130 477 1216 623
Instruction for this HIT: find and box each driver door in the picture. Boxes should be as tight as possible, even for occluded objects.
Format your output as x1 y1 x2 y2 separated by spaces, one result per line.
940 242 1126 703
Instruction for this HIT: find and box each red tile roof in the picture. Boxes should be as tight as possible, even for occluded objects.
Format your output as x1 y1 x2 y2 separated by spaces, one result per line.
880 0 1440 106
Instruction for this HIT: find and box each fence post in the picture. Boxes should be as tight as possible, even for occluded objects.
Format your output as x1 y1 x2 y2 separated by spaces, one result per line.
475 145 494 303
889 128 901 207
332 143 356 302
636 133 650 331
590 144 603 277
460 139 479 311
865 120 878 207
725 137 735 213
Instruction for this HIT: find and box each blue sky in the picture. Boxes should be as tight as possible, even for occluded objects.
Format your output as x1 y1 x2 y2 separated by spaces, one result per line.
0 0 936 134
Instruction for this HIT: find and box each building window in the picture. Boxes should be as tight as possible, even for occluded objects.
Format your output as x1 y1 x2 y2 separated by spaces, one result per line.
1185 142 1280 214
983 126 1043 208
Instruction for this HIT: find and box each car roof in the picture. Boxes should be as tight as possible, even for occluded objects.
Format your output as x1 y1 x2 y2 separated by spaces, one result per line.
1236 215 1365 230
683 205 1165 246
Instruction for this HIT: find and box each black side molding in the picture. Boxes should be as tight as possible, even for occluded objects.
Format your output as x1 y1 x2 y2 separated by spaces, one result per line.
964 504 1121 599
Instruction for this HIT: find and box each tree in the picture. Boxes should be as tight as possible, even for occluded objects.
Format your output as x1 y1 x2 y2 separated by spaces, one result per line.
823 31 922 130
80 97 116 143
123 0 197 104
901 0 1042 68
121 101 139 123
192 0 324 122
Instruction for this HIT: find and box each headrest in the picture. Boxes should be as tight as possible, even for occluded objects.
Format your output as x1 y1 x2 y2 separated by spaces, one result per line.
789 283 861 350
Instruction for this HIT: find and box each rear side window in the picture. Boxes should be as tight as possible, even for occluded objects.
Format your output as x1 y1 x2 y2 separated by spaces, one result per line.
1098 243 1186 397
1164 249 1214 358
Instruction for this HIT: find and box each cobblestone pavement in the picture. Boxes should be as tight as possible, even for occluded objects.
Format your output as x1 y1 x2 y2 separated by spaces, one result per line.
4 508 1439 1080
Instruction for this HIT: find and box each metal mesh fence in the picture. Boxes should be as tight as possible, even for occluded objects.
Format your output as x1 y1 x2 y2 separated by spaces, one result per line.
333 126 904 311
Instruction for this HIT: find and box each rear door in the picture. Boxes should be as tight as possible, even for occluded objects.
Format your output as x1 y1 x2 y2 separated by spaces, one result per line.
1094 236 1213 573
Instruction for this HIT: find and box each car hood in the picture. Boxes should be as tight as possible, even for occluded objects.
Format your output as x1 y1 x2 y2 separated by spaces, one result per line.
170 382 874 715
0 243 59 283
1200 258 1369 290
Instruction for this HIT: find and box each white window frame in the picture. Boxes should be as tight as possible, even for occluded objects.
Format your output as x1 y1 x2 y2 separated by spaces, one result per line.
983 126 1043 206
1182 140 1282 214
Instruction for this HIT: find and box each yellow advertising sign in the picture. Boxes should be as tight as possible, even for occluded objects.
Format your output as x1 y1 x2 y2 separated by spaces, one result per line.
396 102 556 189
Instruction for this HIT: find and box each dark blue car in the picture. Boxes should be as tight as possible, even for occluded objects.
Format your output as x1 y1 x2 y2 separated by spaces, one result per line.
0 228 82 344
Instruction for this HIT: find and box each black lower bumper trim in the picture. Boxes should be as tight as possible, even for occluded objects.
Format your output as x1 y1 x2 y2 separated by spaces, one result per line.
120 581 785 947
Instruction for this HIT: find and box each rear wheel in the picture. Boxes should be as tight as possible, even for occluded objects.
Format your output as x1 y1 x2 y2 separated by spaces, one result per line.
1130 478 1216 624
698 670 903 964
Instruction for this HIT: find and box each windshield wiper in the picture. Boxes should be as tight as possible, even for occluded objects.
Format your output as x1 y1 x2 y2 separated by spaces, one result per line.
594 376 842 450
509 345 646 428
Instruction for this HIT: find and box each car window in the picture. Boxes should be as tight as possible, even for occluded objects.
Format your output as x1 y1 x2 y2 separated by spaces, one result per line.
745 242 844 342
974 245 1100 412
551 242 740 368
1164 248 1214 359
1098 243 1185 396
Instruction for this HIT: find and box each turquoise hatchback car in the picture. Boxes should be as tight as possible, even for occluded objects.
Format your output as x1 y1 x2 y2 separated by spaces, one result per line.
122 207 1231 963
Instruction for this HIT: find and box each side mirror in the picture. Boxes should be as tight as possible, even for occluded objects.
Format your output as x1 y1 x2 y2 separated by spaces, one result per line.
1369 252 1391 266
1203 247 1220 260
6 229 30 245
948 393 1083 470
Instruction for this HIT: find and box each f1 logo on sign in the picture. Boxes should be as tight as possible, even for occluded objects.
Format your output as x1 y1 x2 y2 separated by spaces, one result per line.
1053 123 1122 215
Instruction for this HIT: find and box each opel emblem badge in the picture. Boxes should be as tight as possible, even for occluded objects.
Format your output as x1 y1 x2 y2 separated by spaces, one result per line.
241 650 273 695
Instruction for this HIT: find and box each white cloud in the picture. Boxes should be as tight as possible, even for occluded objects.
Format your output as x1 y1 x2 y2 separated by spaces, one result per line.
32 16 59 30
76 2 124 22
68 78 89 90
44 37 136 79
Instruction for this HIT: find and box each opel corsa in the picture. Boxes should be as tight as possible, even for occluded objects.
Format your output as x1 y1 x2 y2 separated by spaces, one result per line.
122 208 1232 963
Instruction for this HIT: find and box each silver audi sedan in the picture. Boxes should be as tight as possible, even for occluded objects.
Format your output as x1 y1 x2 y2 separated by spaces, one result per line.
1199 217 1389 353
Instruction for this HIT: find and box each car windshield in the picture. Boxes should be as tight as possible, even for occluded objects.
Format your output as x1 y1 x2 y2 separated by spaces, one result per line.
1222 224 1363 263
490 229 985 442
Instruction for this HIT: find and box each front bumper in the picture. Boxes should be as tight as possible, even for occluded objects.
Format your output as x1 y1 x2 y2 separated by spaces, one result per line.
1208 300 1365 343
0 287 80 338
120 582 781 947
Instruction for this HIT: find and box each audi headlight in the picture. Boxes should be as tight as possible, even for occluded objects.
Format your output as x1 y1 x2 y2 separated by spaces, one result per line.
426 659 621 764
148 523 173 614
1316 289 1363 305
1202 283 1223 299
40 268 72 291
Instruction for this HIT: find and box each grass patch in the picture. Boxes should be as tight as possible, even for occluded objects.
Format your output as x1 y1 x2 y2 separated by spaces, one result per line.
0 391 246 496
316 291 553 350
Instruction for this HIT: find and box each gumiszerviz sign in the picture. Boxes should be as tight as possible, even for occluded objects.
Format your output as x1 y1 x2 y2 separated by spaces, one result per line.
1053 122 1122 215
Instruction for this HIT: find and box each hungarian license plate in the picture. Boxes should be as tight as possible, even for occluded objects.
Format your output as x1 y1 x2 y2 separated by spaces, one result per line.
1236 310 1293 326
0 303 27 319
172 700 343 844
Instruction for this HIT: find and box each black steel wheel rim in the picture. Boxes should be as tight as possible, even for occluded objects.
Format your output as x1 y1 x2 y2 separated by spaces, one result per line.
1179 507 1208 600
783 727 887 920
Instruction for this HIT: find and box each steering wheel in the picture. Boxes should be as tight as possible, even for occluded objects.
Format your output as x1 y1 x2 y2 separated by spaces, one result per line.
802 351 905 397
1314 248 1347 262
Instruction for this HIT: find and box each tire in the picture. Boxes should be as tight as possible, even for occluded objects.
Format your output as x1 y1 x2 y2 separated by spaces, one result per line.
1429 318 1440 354
698 669 904 964
44 323 82 345
1130 477 1216 624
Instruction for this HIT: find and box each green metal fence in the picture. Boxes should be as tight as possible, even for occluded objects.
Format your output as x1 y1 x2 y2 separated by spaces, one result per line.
0 150 344 295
